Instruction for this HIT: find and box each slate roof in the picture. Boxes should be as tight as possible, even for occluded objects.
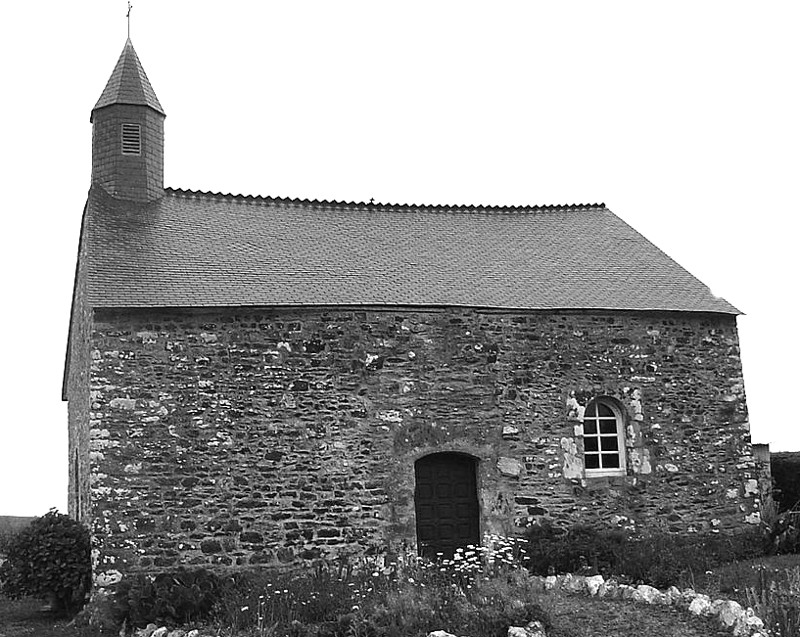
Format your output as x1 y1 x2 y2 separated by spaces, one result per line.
82 186 739 314
91 39 164 119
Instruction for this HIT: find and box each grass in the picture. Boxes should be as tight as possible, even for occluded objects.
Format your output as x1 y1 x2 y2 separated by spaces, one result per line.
693 553 800 602
0 516 34 539
543 594 728 637
0 593 93 637
699 554 800 637
0 587 731 637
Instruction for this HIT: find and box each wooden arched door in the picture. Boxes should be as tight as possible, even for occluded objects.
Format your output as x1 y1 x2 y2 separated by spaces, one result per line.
414 453 480 558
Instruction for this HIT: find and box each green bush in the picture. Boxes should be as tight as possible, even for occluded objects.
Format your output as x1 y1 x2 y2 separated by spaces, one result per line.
114 568 222 627
767 509 800 554
523 522 629 577
523 521 767 588
747 566 800 637
0 509 90 614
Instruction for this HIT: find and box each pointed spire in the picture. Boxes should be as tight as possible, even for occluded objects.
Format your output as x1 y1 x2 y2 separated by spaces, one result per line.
91 39 165 121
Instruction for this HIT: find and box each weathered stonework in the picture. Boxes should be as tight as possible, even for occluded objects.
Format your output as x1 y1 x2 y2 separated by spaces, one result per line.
72 306 760 585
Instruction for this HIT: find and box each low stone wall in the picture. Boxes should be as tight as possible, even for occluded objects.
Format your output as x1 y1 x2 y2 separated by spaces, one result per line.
540 573 769 636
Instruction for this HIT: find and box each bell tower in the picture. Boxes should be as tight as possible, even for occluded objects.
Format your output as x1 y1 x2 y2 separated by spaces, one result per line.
90 39 165 202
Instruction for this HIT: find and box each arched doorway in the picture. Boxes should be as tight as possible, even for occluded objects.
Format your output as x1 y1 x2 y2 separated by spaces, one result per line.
414 452 480 558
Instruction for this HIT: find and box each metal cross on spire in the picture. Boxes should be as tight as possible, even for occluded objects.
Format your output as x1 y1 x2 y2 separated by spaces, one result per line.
127 1 133 39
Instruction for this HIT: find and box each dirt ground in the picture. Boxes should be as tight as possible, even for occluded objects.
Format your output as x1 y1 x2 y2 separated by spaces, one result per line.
0 594 90 637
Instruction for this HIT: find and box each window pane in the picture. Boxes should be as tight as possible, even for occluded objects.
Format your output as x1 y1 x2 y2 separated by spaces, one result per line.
601 437 618 451
597 403 614 418
601 453 620 468
584 437 599 452
599 419 617 434
585 454 600 469
584 420 597 435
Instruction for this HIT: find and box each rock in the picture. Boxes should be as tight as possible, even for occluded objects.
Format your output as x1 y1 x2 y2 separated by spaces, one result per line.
497 457 523 477
632 584 671 605
675 588 698 609
744 610 765 633
632 584 661 604
151 628 169 637
597 580 617 598
544 575 558 590
186 631 200 637
563 574 586 593
688 594 713 616
135 624 159 637
716 600 745 629
585 574 604 596
167 630 187 637
428 631 458 637
508 621 547 637
665 586 681 603
619 584 636 600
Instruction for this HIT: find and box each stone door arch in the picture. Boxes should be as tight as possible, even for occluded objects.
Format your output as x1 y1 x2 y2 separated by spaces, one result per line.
414 452 480 558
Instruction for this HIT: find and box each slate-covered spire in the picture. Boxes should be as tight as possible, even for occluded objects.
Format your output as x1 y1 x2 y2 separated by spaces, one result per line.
92 39 165 118
91 39 165 202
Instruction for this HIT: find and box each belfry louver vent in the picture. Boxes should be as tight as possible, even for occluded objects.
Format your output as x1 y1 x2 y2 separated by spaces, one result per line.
121 123 142 155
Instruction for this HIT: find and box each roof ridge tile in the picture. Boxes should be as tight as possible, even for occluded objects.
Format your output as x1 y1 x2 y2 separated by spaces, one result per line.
164 187 605 214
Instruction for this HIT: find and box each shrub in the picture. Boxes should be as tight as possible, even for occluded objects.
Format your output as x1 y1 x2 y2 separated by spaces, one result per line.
766 508 800 555
523 521 628 577
523 521 767 588
0 509 90 614
114 568 222 627
772 452 800 512
747 566 800 637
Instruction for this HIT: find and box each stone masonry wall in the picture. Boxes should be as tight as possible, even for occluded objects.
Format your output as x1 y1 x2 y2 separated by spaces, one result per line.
65 204 93 524
86 307 759 586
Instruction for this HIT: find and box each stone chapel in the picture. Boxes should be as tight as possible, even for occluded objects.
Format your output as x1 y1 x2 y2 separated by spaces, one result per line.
64 39 762 588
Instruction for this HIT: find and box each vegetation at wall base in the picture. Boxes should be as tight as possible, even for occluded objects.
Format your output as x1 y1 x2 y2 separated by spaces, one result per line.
114 537 549 636
2 527 797 636
0 509 90 615
746 564 800 637
113 568 222 627
522 520 770 588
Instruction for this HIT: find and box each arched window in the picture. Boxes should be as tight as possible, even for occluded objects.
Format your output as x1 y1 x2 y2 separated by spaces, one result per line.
583 399 626 476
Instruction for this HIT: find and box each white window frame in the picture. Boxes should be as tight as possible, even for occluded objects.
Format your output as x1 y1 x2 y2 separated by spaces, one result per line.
582 399 626 477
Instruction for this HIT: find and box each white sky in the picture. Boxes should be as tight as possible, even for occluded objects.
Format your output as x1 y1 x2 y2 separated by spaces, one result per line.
1 1 798 517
